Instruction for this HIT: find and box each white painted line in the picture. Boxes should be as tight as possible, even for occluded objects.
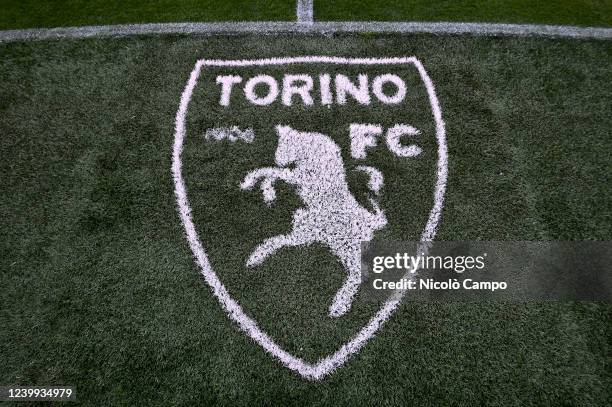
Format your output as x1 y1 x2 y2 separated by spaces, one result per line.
1 21 611 42
297 0 314 24
172 56 448 380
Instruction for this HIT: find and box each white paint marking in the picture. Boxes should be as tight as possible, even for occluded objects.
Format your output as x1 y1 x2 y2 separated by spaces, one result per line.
336 74 371 105
244 74 279 106
372 74 407 104
205 126 254 143
297 0 314 24
216 75 242 106
386 124 422 157
355 165 384 194
2 22 610 43
319 74 333 106
282 74 314 106
349 123 383 159
219 73 409 107
240 125 387 317
173 56 448 380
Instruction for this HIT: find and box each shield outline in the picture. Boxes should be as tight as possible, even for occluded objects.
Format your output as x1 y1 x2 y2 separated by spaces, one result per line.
172 56 448 380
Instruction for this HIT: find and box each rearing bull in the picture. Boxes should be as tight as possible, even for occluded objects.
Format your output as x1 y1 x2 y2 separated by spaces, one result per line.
240 125 387 317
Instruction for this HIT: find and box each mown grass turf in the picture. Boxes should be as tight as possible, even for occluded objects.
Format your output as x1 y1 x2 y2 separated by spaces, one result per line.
1 34 611 405
1 0 611 30
316 0 612 27
0 0 296 30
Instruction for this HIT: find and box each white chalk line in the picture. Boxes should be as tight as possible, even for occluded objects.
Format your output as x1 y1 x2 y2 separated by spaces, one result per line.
2 21 611 42
173 56 447 380
297 0 314 24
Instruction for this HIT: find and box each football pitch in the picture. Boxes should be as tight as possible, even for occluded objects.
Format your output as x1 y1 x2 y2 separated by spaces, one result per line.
1 2 611 406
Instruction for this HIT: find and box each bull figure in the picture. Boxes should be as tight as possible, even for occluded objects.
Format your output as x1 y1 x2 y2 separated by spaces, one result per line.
240 125 387 317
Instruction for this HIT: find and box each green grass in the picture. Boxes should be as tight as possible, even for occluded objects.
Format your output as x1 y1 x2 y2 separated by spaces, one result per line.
1 0 611 30
0 0 296 30
1 34 611 405
316 0 612 27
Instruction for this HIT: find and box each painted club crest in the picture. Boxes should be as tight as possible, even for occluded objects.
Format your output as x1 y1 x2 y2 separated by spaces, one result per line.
173 56 447 380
